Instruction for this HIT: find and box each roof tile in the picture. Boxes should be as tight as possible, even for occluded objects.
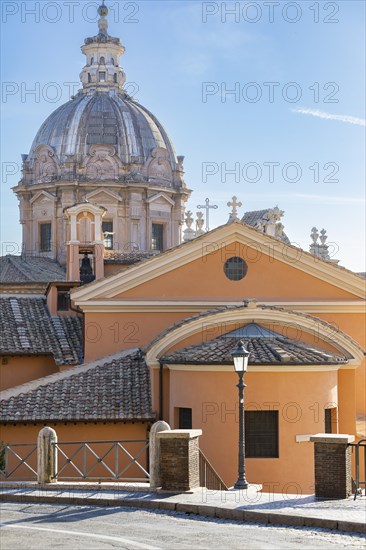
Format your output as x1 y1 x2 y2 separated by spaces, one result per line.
0 297 82 365
0 351 154 423
0 256 66 283
161 323 348 366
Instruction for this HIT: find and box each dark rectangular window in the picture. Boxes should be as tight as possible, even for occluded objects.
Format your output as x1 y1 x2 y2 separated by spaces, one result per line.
40 223 51 252
325 408 337 434
245 411 279 458
57 290 70 311
152 224 163 252
102 221 114 250
179 408 192 429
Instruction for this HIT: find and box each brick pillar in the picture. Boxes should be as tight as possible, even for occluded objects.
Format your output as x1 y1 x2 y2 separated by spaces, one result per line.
310 434 354 499
157 430 202 492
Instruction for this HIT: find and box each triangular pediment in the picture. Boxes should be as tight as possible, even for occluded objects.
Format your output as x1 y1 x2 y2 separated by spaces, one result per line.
30 190 56 205
85 189 121 203
147 192 175 207
71 221 365 302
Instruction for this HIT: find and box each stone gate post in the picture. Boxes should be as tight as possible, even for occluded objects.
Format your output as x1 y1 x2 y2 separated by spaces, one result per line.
149 420 171 489
37 427 57 483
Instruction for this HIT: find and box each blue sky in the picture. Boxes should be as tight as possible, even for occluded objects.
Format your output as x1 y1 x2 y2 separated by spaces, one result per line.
1 0 365 271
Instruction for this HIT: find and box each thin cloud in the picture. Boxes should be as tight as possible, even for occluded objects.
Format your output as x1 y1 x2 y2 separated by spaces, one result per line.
292 108 366 127
289 193 365 205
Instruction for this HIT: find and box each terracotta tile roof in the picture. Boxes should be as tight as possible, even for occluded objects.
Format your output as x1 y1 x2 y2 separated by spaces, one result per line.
161 323 348 366
0 256 66 283
0 350 155 423
0 297 82 365
104 250 158 265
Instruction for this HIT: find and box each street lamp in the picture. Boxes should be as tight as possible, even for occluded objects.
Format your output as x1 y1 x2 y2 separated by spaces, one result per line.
231 340 250 490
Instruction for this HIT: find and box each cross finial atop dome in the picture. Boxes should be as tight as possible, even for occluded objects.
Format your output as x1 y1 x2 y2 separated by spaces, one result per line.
80 0 126 91
97 0 109 37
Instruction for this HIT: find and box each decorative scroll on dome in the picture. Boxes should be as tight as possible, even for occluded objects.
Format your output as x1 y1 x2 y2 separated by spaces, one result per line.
147 148 172 182
82 145 121 180
33 145 59 183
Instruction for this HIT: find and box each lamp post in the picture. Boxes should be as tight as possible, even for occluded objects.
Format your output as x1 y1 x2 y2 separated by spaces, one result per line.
231 340 250 490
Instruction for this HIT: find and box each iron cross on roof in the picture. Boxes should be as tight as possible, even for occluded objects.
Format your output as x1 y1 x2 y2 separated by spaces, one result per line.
197 198 218 232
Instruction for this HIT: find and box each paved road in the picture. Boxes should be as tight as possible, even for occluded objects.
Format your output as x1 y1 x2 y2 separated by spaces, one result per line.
0 503 365 549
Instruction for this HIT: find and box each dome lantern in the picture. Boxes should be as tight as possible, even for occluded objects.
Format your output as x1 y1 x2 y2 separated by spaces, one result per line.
80 1 126 91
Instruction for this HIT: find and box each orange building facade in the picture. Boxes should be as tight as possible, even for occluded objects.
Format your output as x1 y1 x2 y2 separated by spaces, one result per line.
67 221 365 493
1 3 365 495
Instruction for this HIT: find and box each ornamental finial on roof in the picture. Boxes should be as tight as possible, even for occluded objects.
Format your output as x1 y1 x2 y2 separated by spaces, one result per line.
183 211 196 242
227 196 242 219
98 1 109 37
309 227 339 263
195 212 205 236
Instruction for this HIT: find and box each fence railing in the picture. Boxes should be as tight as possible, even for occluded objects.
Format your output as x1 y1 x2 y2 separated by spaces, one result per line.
349 439 366 500
199 449 228 491
53 439 150 482
0 443 37 480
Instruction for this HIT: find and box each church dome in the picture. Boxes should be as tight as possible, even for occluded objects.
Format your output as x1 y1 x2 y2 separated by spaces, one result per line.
20 1 185 189
27 91 177 168
14 1 190 265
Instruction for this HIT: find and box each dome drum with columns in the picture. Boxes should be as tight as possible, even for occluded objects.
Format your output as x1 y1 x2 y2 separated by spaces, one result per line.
14 2 190 267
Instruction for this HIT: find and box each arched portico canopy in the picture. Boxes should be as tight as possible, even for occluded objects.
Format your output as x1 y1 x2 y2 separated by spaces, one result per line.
145 302 365 369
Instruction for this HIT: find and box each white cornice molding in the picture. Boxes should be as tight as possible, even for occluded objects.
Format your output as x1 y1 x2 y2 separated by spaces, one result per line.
77 300 366 314
158 364 342 373
71 222 366 302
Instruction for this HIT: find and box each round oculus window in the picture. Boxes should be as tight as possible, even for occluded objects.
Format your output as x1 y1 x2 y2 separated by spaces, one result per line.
224 256 248 281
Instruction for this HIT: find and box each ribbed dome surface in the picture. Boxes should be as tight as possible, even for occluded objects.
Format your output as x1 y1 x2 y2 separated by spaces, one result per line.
28 92 177 167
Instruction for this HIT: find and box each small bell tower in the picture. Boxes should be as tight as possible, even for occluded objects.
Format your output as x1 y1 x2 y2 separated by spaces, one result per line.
65 203 106 283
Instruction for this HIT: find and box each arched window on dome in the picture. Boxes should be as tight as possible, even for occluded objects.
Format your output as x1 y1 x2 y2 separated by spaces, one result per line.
91 57 94 65
111 58 115 65
88 73 92 83
100 56 105 65
113 74 117 83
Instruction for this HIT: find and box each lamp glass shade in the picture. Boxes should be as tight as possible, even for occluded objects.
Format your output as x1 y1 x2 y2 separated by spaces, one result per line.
232 340 250 372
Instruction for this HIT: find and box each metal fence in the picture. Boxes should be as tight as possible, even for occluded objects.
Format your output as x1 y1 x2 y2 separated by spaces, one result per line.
199 449 228 491
349 439 366 500
0 443 37 480
53 439 150 482
0 439 150 482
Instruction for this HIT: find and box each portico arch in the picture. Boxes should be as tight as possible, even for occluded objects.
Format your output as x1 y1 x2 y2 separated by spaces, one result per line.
146 304 365 368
